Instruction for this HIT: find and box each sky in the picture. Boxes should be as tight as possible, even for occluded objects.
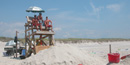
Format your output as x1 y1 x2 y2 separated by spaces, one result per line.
0 0 130 38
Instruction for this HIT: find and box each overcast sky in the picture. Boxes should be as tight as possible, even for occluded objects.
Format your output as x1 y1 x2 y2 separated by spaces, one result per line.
0 0 130 38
